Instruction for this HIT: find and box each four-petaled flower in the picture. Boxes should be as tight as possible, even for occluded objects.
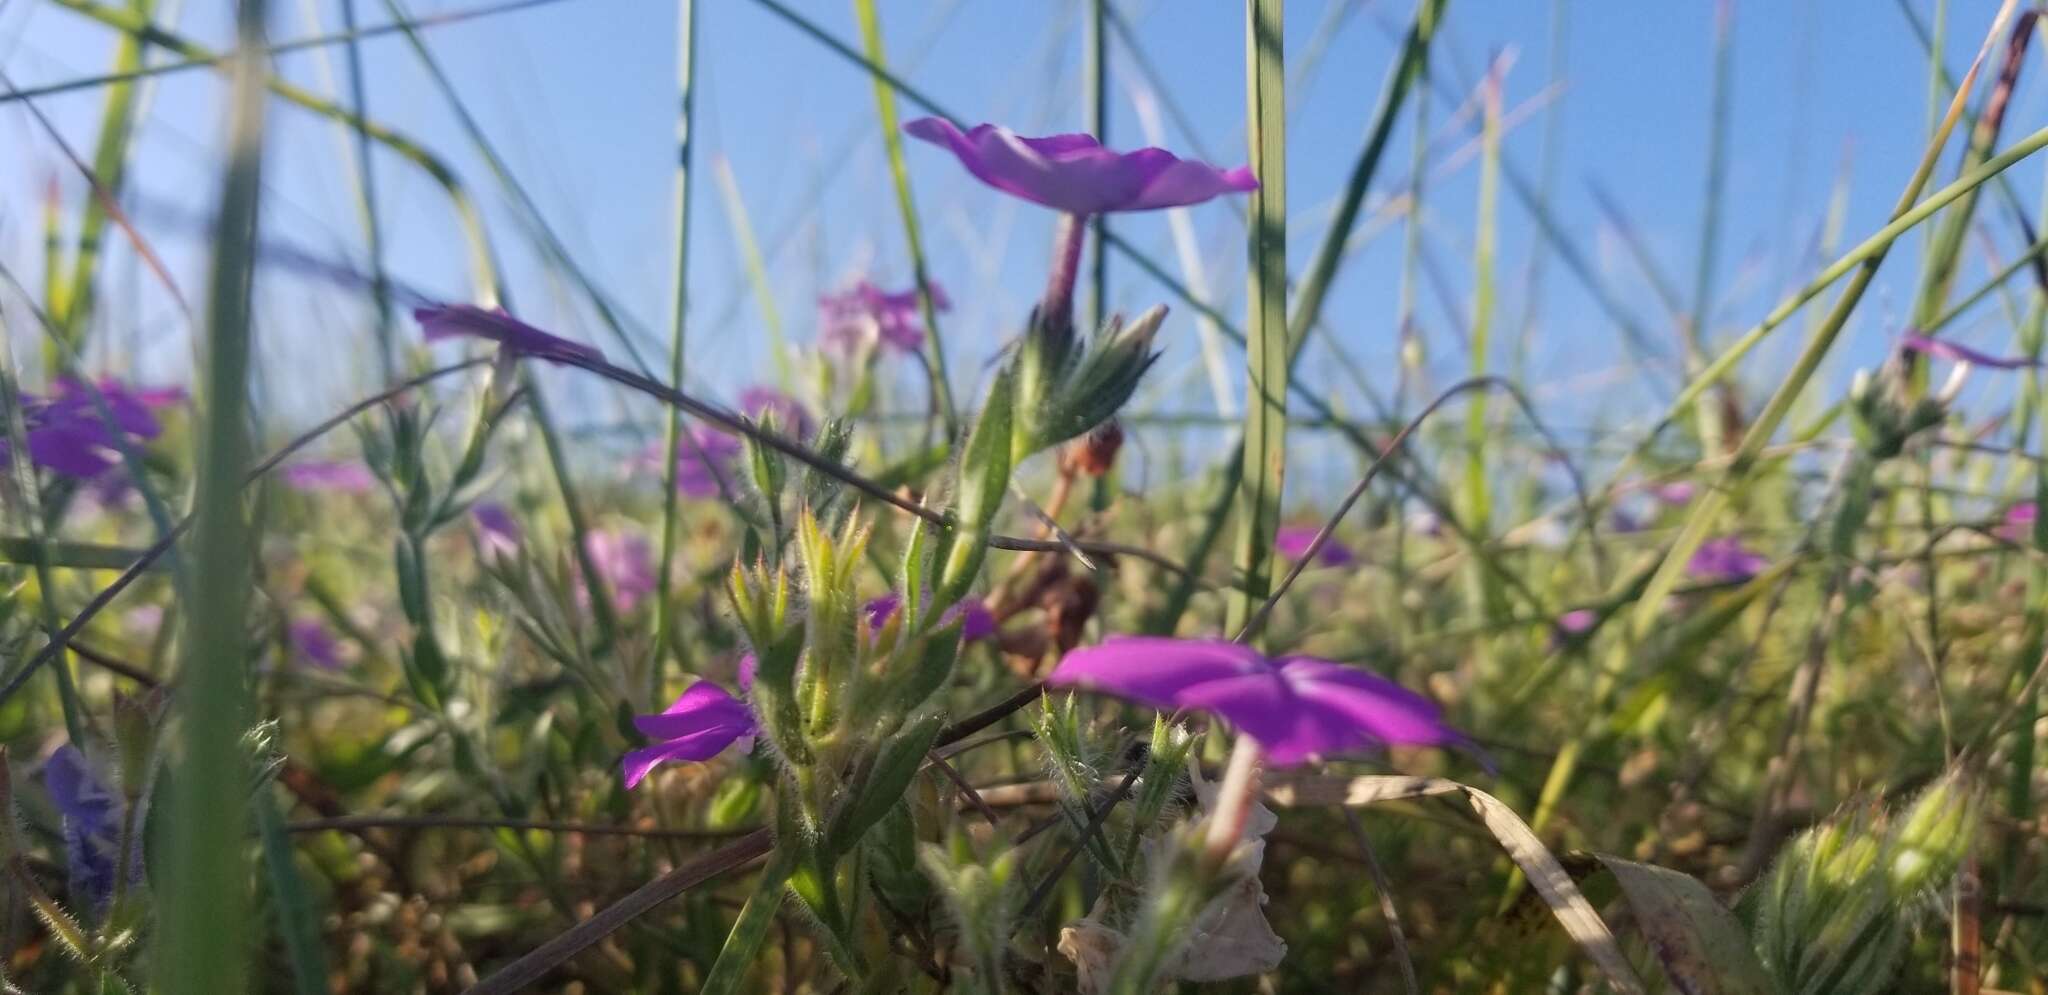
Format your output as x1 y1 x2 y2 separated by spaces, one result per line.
1046 637 1462 766
415 304 604 366
1687 536 1767 583
1274 525 1355 567
820 279 949 354
621 681 758 788
904 119 1259 215
1901 333 2038 370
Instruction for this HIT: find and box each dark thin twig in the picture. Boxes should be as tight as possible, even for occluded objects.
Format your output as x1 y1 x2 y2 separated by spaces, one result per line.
1343 809 1420 995
0 359 486 709
927 752 999 826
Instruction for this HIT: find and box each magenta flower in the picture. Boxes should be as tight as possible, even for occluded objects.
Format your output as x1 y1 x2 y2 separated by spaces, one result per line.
584 529 657 614
621 681 758 788
1687 536 1767 583
1999 501 2037 542
820 279 949 354
415 304 604 366
279 460 377 494
1046 637 1462 766
288 617 347 670
1901 333 2037 370
1274 525 1356 567
471 502 523 561
865 593 997 642
1652 481 1697 506
1557 608 1597 634
904 119 1258 215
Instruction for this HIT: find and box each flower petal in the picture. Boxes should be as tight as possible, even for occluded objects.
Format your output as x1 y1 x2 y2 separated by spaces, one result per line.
1276 658 1462 749
1046 637 1268 712
633 681 755 740
415 304 604 365
905 118 1256 215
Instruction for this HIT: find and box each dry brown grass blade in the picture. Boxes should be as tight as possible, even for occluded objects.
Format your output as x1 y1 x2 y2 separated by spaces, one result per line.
1267 773 1646 994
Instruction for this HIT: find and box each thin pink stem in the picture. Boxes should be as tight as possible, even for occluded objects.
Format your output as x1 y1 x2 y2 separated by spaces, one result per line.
1040 211 1089 332
1203 734 1265 868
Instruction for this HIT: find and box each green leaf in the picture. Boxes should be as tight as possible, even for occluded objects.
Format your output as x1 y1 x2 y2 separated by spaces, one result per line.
827 712 942 856
1593 854 1776 995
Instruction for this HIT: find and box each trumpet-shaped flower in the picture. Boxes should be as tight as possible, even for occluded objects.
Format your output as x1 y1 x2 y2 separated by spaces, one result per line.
415 304 604 365
904 119 1258 215
820 279 949 353
1046 637 1461 766
621 681 758 788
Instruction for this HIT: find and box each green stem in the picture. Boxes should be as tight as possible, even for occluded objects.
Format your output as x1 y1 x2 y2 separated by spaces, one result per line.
1227 0 1287 641
652 0 699 702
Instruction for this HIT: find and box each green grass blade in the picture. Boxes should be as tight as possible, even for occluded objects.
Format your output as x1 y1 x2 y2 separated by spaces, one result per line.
652 0 700 699
1228 0 1287 641
1087 0 1109 335
52 0 156 367
712 156 792 391
852 0 957 432
156 3 268 990
256 789 330 995
1686 0 1733 452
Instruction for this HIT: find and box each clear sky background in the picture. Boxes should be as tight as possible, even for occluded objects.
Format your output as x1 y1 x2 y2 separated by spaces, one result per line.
0 1 2033 493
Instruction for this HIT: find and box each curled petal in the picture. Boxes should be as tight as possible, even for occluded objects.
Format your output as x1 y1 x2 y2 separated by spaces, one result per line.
1901 333 2038 370
904 118 1257 215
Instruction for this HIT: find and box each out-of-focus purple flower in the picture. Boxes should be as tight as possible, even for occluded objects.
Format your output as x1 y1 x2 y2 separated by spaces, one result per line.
471 502 523 560
1652 481 1697 506
1687 536 1768 583
649 426 744 499
279 460 377 494
1274 525 1356 567
1609 509 1645 534
124 603 164 640
288 617 347 670
1 377 181 482
864 593 997 642
43 746 136 912
415 303 604 366
904 118 1259 215
819 279 949 354
1998 501 2038 543
1557 609 1597 635
1901 333 2038 370
739 386 813 440
1046 637 1462 766
585 529 657 614
621 681 758 788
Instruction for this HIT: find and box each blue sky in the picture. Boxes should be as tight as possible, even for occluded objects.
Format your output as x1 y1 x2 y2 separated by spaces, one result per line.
0 1 2032 485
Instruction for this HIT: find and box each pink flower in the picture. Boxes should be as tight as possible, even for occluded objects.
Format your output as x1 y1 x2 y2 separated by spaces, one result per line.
903 118 1258 215
1047 637 1462 766
819 279 949 353
1999 501 2037 543
584 529 657 614
415 304 603 365
279 460 377 494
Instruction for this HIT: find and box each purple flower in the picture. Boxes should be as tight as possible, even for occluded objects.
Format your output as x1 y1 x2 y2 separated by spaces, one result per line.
584 529 657 614
865 593 997 642
288 617 347 670
415 303 604 366
472 502 523 560
43 746 136 912
1557 609 1597 635
649 425 744 499
1999 501 2037 542
621 681 758 788
1901 333 2038 370
2 377 181 482
739 386 813 441
903 118 1259 215
1687 536 1767 583
1274 525 1356 567
819 279 949 353
1046 637 1462 766
279 460 377 494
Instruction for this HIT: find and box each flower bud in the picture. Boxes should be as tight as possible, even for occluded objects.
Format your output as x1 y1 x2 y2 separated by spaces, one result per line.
1061 419 1125 478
